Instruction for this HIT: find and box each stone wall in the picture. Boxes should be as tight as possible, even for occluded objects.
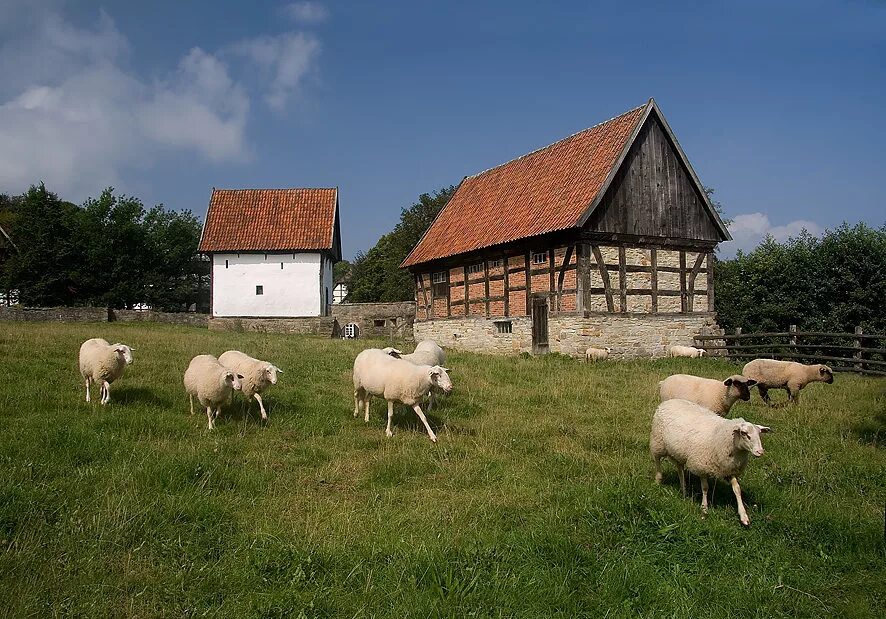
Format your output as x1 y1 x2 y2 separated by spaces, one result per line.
0 306 108 322
109 309 208 327
208 316 336 335
414 312 722 359
331 301 415 339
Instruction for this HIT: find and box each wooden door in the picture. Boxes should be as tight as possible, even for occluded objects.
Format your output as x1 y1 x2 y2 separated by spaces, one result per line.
532 296 549 354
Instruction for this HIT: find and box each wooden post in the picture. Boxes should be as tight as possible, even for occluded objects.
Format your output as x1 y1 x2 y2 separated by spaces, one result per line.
789 324 798 347
525 252 531 315
484 259 490 318
650 248 658 314
855 326 864 372
503 253 509 316
732 327 741 360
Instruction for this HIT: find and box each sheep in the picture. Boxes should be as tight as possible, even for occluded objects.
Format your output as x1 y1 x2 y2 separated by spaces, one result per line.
742 359 834 406
659 373 758 416
391 340 447 409
78 338 134 405
650 398 771 526
353 348 452 442
585 346 611 362
668 345 706 358
183 354 242 430
218 350 282 422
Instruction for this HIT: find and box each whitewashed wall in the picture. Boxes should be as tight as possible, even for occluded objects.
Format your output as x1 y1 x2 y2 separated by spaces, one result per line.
212 253 323 317
321 256 334 314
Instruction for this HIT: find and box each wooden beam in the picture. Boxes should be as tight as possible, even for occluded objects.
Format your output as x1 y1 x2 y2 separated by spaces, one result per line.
503 252 510 316
463 266 468 317
650 248 658 313
525 252 531 315
679 250 687 313
557 245 574 313
446 271 451 317
706 252 715 313
618 246 627 313
686 251 706 313
590 245 615 313
575 243 586 314
484 259 490 317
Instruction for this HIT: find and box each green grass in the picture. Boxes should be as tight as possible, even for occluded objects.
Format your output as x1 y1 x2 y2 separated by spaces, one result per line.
0 321 884 618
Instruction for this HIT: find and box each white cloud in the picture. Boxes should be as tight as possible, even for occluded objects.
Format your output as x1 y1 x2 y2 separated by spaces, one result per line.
0 7 321 200
231 32 320 111
282 2 329 24
720 212 823 257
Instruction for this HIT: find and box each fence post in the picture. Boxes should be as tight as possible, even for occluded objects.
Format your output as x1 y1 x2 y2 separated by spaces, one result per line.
789 324 797 347
855 326 863 372
731 327 741 360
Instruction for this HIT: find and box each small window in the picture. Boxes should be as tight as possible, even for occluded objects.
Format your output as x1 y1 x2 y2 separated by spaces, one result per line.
264 253 268 260
255 285 263 295
431 271 448 297
225 259 229 269
374 319 386 328
495 320 512 334
489 259 502 268
280 262 284 269
431 271 446 284
467 263 483 275
532 251 548 265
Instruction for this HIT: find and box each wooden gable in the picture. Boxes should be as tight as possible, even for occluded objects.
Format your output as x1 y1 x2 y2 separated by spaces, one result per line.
583 108 727 243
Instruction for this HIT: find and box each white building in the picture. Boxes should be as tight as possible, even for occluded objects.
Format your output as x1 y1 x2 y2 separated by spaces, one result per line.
199 188 342 317
332 282 348 304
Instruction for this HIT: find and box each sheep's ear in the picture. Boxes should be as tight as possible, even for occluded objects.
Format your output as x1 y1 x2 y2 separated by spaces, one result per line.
724 378 734 386
745 379 757 387
441 367 451 373
274 366 283 374
237 374 244 380
756 425 772 433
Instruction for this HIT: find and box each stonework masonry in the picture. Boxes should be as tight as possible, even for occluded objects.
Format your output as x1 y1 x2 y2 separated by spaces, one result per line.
414 313 723 359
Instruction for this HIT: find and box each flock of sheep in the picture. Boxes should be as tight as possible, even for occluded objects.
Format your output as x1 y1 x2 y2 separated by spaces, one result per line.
77 336 835 526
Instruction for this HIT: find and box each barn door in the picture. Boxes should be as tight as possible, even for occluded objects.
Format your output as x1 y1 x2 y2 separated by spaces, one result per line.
532 296 549 355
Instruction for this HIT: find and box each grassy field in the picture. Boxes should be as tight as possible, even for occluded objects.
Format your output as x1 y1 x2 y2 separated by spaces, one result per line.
0 322 884 618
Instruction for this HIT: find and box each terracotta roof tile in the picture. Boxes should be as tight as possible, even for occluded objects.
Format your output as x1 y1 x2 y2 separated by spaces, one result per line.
199 188 337 253
402 102 648 267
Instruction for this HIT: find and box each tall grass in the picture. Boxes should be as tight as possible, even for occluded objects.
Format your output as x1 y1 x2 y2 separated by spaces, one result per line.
0 322 884 618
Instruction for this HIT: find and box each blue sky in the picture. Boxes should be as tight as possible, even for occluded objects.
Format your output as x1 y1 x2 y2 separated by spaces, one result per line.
0 1 883 258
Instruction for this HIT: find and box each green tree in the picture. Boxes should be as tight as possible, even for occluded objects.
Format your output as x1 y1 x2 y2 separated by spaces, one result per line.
349 186 456 302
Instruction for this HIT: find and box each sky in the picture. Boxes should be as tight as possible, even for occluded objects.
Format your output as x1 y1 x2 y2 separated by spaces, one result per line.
0 0 883 259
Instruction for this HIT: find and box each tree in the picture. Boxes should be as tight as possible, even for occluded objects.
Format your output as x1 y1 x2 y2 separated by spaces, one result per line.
348 186 456 302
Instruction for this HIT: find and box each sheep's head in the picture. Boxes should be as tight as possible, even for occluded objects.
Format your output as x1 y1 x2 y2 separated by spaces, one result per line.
697 349 706 357
429 366 453 394
224 371 243 391
817 365 834 384
113 344 134 365
733 421 770 457
265 364 282 385
724 375 757 401
382 347 402 358
605 347 612 353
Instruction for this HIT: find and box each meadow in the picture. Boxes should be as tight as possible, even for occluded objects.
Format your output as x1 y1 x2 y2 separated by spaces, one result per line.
0 321 884 618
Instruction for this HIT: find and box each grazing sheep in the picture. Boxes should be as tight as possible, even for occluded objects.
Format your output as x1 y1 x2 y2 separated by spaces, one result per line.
184 354 242 430
742 359 834 406
650 399 770 526
392 340 448 409
585 347 612 362
353 348 452 442
78 338 134 405
668 345 706 358
659 374 758 416
218 350 282 422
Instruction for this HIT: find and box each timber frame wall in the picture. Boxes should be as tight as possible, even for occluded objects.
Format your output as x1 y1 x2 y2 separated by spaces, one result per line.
413 239 714 322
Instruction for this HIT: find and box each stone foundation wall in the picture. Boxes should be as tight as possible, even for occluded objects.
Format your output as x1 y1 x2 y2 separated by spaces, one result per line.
208 316 335 335
0 306 108 322
331 302 415 339
109 309 208 327
414 313 722 359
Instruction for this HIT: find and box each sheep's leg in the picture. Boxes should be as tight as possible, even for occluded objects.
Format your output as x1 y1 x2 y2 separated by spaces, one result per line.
653 456 662 484
385 400 395 437
427 390 435 413
254 393 268 421
206 406 215 430
101 381 111 405
700 477 709 515
412 404 437 443
731 476 750 526
787 384 800 405
353 390 361 418
758 386 772 406
364 395 371 423
676 464 686 497
189 394 194 415
85 378 91 403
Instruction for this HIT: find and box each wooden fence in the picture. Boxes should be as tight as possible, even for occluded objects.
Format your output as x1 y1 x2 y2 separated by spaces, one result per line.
694 325 886 376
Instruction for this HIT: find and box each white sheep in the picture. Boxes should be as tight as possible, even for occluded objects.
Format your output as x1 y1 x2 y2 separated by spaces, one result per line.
585 346 611 362
78 338 134 405
184 354 242 430
650 398 770 526
668 345 706 358
353 348 452 442
659 373 758 416
218 350 282 422
742 359 834 406
392 340 448 409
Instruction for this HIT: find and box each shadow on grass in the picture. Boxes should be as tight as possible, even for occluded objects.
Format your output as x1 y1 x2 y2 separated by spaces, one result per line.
659 469 758 510
853 407 886 448
113 386 172 407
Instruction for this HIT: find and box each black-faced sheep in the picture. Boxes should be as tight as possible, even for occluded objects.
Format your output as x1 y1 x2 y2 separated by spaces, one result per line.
659 373 757 416
742 359 833 405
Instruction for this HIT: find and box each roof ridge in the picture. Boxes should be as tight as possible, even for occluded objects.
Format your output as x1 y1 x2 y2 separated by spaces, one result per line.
465 101 649 180
212 187 338 192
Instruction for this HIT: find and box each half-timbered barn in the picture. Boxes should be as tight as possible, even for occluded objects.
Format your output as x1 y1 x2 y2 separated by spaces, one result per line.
402 99 730 357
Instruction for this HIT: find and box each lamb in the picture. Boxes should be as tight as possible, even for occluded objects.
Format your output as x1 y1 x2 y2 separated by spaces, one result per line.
659 373 758 416
392 340 447 409
183 354 242 430
742 359 834 406
218 350 282 422
668 345 706 358
585 346 612 362
353 348 452 442
650 398 771 526
78 338 134 405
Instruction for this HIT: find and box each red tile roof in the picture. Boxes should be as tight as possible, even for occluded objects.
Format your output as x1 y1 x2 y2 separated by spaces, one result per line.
199 188 338 253
401 102 649 267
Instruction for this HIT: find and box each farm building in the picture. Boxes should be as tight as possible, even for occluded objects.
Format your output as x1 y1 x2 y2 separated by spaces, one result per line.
402 99 730 357
199 188 342 318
